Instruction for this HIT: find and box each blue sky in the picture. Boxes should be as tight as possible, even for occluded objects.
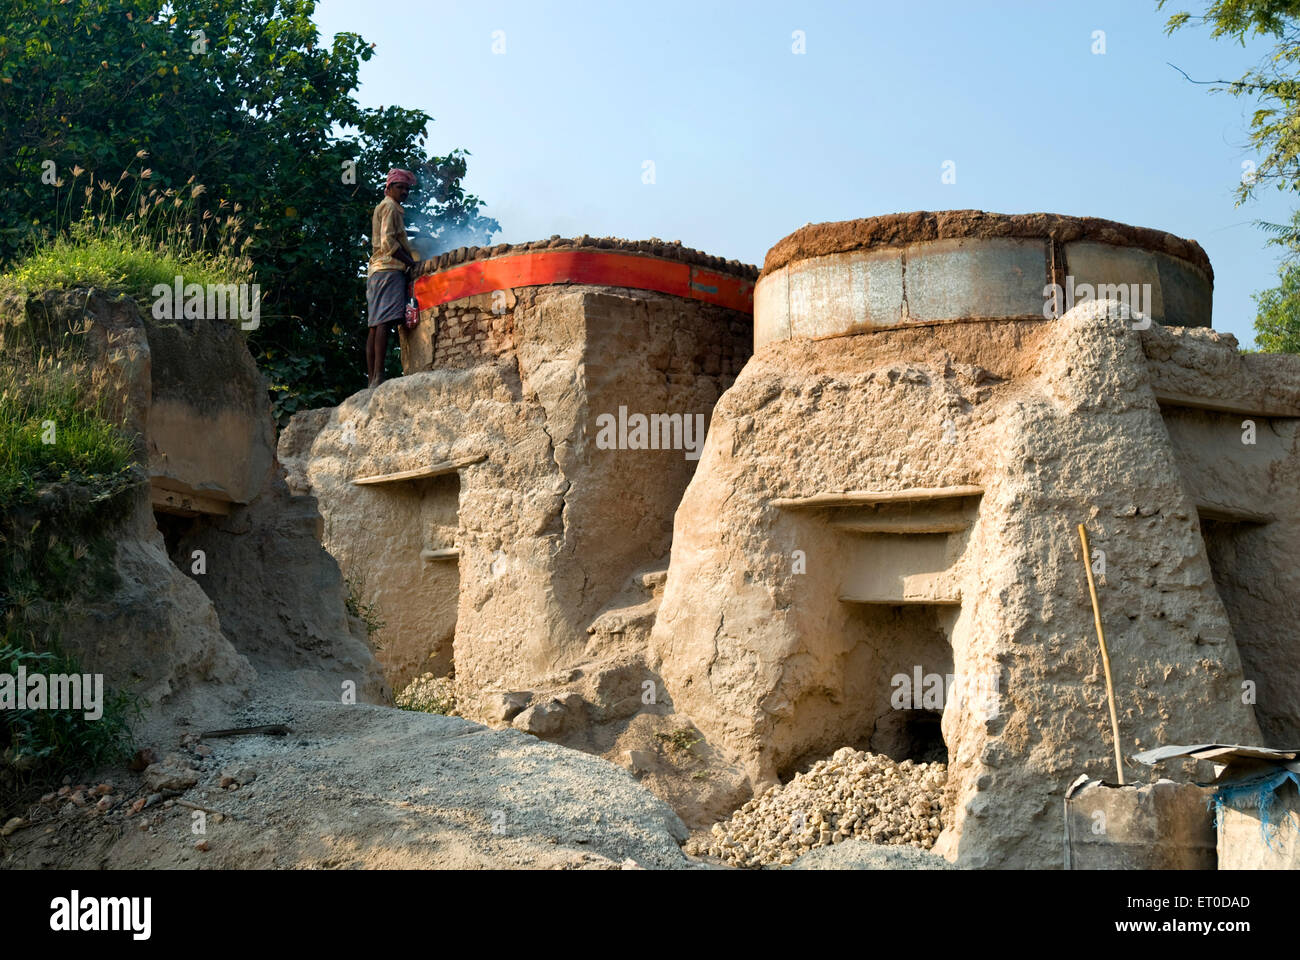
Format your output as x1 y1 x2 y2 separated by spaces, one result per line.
313 0 1295 346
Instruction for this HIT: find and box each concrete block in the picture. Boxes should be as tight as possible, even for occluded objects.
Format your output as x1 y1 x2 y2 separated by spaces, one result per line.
754 268 789 349
904 237 1050 322
787 249 904 339
1065 779 1216 870
1156 252 1213 328
1061 241 1163 323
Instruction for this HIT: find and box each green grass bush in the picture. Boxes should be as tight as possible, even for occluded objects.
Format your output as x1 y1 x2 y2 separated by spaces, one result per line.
0 355 135 505
1 286 144 801
0 158 258 800
0 156 253 307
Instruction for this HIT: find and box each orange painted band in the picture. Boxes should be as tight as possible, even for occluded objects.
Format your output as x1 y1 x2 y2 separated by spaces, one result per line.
412 250 754 314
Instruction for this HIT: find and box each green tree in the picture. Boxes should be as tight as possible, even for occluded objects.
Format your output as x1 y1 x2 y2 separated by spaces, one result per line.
1255 251 1300 350
1161 0 1300 351
0 0 498 419
1162 1 1300 204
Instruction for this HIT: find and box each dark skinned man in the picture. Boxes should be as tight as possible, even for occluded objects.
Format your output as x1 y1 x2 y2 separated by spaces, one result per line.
366 168 420 388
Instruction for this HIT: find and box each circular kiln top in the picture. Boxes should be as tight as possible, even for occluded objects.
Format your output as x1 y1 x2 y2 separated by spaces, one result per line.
412 236 759 314
754 210 1213 347
760 211 1211 281
418 236 758 280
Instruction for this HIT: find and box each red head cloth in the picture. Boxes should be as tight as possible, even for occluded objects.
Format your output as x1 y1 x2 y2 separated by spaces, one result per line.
385 168 417 189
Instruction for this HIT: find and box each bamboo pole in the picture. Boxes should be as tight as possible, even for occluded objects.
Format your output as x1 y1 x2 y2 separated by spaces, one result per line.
1078 522 1124 785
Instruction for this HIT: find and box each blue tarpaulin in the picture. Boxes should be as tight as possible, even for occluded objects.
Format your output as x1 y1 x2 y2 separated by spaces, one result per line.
1211 768 1300 849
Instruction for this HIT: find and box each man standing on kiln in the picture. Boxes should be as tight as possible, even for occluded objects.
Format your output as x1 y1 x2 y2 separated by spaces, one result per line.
366 168 419 388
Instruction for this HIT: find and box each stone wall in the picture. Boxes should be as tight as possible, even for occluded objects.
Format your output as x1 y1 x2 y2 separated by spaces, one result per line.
400 235 757 377
403 283 750 377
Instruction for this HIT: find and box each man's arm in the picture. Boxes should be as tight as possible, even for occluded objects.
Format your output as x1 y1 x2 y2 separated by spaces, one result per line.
393 204 419 271
393 244 416 271
381 202 420 273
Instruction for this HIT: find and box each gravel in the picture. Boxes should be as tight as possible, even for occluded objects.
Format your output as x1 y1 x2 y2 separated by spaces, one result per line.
394 674 459 715
685 747 946 868
5 700 696 870
786 838 955 870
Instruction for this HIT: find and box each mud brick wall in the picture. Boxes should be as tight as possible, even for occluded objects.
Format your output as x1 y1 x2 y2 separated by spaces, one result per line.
402 285 752 379
687 304 750 380
429 290 522 370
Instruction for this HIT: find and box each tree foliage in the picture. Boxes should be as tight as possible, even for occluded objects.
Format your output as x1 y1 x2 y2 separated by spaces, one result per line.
1162 1 1300 205
1254 252 1300 349
0 0 499 419
1162 0 1300 351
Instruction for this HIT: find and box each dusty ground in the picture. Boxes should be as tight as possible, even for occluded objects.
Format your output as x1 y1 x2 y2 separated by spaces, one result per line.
1 701 697 870
1 699 962 871
786 841 956 870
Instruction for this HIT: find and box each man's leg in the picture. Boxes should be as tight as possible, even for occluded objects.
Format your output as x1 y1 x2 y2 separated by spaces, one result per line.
371 322 389 387
366 327 377 386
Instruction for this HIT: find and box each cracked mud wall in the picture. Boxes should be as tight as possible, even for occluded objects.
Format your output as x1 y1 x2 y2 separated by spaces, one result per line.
281 284 751 700
1 289 382 739
649 320 1040 789
1148 332 1300 748
649 305 1275 868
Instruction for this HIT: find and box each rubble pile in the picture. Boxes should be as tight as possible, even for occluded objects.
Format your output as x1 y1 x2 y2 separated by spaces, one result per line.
685 747 946 868
394 674 459 716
